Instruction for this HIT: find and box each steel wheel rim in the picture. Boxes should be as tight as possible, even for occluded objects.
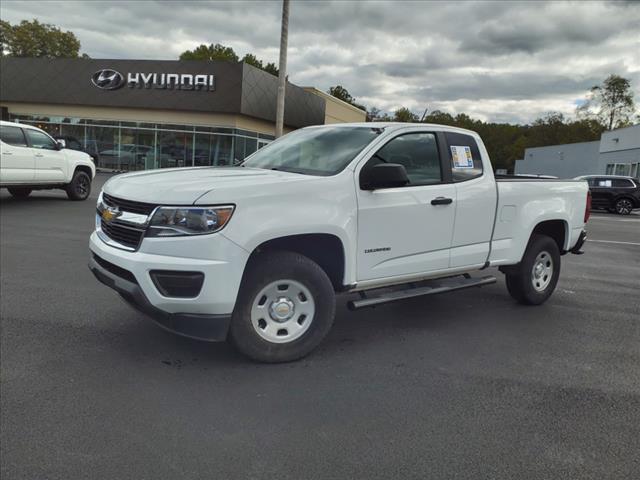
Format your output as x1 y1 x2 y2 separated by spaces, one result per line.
616 199 632 215
77 176 89 196
531 250 553 292
250 279 315 344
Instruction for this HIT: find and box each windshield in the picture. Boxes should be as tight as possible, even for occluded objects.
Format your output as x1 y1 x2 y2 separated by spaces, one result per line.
242 126 382 176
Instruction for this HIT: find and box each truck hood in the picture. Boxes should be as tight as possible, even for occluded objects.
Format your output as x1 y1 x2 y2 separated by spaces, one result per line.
103 167 314 204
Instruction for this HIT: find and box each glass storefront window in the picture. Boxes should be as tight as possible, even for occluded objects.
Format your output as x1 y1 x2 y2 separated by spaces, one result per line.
33 122 60 137
60 117 83 125
193 133 234 166
235 129 258 138
121 127 156 171
8 112 268 171
158 124 195 133
614 164 631 176
194 133 213 167
157 130 193 168
87 125 120 170
234 136 258 163
212 135 234 166
59 123 94 159
195 126 234 135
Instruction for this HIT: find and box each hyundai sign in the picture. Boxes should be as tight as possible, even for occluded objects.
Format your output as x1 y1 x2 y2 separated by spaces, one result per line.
91 69 216 91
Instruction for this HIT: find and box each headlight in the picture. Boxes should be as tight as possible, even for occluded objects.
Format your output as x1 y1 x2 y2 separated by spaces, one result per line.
147 206 234 237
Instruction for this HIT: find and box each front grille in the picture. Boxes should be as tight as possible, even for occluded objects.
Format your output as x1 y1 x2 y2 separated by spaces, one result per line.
100 219 144 249
92 254 138 284
103 193 157 215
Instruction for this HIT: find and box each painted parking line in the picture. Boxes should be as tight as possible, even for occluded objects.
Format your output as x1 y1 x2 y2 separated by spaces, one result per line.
587 239 640 246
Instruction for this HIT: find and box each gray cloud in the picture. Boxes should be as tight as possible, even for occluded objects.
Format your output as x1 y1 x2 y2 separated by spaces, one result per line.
1 0 638 123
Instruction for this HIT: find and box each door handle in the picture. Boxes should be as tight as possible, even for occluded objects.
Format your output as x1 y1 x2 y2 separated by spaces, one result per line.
431 197 453 205
2 151 12 155
35 153 44 157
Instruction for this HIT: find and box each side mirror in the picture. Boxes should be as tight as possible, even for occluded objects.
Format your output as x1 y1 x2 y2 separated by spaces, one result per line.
56 139 66 150
360 163 409 190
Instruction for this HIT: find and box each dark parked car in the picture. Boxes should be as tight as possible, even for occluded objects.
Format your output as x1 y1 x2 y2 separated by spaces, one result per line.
54 135 99 163
576 175 640 215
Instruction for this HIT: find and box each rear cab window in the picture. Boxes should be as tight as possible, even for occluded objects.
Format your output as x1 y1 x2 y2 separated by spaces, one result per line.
0 125 28 147
444 132 483 182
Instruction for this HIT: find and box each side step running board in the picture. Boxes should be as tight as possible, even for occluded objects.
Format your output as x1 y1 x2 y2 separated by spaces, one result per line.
347 275 496 310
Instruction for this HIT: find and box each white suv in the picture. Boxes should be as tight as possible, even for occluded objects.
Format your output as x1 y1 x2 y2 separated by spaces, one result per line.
0 120 96 200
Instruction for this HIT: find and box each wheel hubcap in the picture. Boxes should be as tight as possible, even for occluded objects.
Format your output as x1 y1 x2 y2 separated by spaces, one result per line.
531 251 553 292
251 279 315 343
269 297 295 322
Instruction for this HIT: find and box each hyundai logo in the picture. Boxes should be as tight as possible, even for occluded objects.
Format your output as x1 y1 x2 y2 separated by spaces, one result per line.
91 69 125 90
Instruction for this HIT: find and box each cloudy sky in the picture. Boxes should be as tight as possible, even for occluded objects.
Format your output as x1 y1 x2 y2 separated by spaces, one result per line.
1 0 639 123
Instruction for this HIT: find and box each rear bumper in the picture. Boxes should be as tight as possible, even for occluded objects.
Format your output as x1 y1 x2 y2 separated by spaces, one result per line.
89 254 231 341
570 230 587 255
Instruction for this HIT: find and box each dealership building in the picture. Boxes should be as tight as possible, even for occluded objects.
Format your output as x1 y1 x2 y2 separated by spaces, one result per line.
514 124 640 179
0 58 365 171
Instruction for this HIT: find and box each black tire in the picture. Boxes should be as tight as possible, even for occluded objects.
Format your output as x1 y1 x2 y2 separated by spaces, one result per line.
230 251 336 363
65 170 91 201
7 187 32 198
505 234 561 305
614 198 634 215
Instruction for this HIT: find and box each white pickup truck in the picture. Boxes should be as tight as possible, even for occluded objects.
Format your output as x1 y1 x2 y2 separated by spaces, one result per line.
89 123 589 362
0 120 95 200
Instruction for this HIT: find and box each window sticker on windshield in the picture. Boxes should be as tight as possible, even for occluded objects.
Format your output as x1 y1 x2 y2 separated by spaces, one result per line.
450 145 473 169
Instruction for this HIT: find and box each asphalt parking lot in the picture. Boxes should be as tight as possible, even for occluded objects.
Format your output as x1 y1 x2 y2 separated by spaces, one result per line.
1 173 639 480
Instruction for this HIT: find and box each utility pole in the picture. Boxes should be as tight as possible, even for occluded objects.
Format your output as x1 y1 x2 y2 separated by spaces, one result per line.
420 107 429 122
275 0 289 138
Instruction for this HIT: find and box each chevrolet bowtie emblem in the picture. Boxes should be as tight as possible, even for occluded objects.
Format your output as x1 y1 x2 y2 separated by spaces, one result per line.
102 206 121 223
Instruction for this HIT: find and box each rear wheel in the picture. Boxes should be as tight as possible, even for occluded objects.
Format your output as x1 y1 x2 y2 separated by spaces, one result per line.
65 170 91 201
7 187 32 198
230 251 336 363
615 198 633 215
505 234 560 305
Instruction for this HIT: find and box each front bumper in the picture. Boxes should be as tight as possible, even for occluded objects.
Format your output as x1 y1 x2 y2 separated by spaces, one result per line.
89 254 231 341
88 230 250 341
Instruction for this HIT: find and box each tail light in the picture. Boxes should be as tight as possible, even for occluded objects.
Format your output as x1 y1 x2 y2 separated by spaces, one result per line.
584 190 591 223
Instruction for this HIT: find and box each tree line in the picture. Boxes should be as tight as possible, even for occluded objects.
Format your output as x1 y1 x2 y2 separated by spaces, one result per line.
301 76 636 172
1 20 636 171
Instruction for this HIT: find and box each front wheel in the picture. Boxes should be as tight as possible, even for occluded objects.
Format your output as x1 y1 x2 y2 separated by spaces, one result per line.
505 234 560 305
230 251 336 363
7 187 32 198
65 170 91 201
615 198 633 215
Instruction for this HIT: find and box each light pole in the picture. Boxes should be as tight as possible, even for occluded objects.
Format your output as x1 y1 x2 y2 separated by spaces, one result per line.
275 0 289 138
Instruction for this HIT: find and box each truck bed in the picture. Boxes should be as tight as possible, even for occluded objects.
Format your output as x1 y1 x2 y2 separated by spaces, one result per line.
488 177 588 265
